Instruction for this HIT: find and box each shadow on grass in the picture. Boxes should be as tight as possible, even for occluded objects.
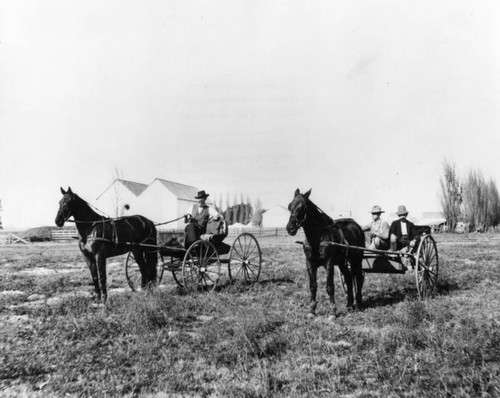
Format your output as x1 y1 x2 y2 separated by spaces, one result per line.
363 279 460 309
363 289 410 309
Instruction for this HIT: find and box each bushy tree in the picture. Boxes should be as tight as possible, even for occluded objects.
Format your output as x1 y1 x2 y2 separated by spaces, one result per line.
439 160 462 232
486 179 500 229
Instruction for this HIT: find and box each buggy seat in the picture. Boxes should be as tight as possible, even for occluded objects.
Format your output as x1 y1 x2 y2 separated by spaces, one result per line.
201 218 231 255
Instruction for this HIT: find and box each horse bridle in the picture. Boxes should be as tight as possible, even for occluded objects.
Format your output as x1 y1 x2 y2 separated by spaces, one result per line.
289 197 309 230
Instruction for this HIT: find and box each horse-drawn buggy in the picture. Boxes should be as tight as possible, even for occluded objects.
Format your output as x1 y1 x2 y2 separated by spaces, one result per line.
332 232 438 299
287 189 439 315
124 219 263 293
55 187 262 302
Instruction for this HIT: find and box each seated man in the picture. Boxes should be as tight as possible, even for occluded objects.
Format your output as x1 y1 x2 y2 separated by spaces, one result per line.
184 190 223 249
363 205 389 250
389 205 417 252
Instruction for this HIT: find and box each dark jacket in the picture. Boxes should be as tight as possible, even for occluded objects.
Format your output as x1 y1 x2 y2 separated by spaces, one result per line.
389 219 416 241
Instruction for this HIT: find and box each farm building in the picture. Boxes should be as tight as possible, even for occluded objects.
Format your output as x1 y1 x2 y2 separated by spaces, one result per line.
95 178 209 229
95 179 148 218
262 205 290 228
132 178 206 230
417 212 447 232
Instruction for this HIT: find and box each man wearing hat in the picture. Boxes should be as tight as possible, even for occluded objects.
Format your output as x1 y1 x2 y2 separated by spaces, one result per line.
389 205 417 251
363 205 390 250
184 190 222 249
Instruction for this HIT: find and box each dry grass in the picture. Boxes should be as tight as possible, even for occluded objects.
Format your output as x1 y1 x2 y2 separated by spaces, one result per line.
1 233 500 397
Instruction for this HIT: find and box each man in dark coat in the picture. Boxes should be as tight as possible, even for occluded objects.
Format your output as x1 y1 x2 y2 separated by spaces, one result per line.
184 190 223 249
389 205 418 251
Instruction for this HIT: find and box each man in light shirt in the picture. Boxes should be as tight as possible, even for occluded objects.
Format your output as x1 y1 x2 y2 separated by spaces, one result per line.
363 205 390 250
184 190 222 249
389 205 417 251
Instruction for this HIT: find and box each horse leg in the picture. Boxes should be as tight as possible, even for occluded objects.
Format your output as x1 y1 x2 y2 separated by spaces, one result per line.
353 258 364 310
144 250 158 288
307 260 318 315
326 259 337 315
339 261 354 310
132 249 149 288
95 251 108 302
80 246 101 301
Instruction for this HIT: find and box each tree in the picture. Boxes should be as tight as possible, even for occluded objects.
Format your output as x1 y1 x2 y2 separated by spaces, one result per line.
439 160 462 232
462 169 488 231
486 179 500 229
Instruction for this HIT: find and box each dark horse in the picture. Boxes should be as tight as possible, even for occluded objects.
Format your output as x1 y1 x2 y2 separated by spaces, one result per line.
286 189 365 316
55 187 158 302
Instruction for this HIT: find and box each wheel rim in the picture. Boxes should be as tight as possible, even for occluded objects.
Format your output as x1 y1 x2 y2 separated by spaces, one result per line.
415 235 439 299
156 251 164 286
125 251 164 292
125 252 142 292
183 241 221 293
168 256 184 287
228 233 262 283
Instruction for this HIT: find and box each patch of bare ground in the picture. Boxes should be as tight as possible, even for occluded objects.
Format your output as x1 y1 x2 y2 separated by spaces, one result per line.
1 233 500 397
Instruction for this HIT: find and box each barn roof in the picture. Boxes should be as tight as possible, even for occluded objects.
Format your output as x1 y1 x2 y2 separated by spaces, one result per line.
96 179 148 200
154 178 199 201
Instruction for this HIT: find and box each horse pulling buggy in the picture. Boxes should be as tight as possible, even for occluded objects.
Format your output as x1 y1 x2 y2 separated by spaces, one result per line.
55 187 262 302
287 189 439 316
125 224 263 293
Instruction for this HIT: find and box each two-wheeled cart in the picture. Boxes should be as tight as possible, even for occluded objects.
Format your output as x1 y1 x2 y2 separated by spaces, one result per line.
124 231 262 293
333 233 439 299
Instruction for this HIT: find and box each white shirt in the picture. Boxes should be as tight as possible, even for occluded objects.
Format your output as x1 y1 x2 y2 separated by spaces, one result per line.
189 204 221 220
401 221 408 235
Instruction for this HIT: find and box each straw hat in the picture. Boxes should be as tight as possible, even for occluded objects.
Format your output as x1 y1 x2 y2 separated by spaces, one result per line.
370 205 384 214
397 205 409 216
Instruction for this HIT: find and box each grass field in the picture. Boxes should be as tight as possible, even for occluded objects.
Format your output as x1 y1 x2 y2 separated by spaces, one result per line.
1 233 499 397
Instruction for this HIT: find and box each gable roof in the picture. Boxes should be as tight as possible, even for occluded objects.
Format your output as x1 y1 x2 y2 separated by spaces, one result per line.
154 178 199 201
119 179 149 196
96 179 148 200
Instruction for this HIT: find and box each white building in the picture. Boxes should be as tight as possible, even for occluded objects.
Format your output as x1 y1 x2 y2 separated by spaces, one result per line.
262 205 290 228
132 178 209 230
95 179 148 218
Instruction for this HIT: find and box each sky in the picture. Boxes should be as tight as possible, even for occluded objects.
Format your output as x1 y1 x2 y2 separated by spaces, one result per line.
1 0 499 229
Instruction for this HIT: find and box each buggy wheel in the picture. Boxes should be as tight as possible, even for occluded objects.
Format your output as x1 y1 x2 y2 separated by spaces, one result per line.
125 250 164 292
228 233 262 284
166 256 183 288
182 240 221 293
415 235 439 299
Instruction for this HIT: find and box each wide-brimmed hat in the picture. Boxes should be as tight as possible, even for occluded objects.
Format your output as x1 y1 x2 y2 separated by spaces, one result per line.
195 190 209 199
370 205 385 214
397 205 409 216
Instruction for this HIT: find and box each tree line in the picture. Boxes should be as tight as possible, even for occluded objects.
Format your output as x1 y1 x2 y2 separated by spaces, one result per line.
440 160 500 232
213 193 265 226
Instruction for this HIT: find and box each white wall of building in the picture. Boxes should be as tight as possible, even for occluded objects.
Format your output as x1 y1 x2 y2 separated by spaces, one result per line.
95 181 140 218
262 206 290 228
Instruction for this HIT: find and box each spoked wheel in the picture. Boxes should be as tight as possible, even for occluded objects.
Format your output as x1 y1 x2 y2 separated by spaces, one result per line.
182 240 221 293
125 250 164 292
167 256 183 288
415 235 439 299
228 233 262 284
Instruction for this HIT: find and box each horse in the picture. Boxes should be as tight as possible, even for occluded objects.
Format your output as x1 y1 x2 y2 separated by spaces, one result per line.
55 187 158 302
286 188 365 316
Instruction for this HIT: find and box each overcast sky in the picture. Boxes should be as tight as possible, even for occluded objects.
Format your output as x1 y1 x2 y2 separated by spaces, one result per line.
1 0 499 229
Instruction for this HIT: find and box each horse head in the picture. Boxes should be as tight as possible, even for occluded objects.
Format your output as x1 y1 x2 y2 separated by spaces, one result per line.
286 188 311 236
55 187 76 227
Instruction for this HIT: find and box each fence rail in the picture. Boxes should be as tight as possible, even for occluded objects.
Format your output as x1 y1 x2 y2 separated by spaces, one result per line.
50 229 78 240
47 227 289 242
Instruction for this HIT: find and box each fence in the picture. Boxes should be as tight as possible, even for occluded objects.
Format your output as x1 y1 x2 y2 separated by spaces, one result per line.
43 227 290 242
50 229 78 240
